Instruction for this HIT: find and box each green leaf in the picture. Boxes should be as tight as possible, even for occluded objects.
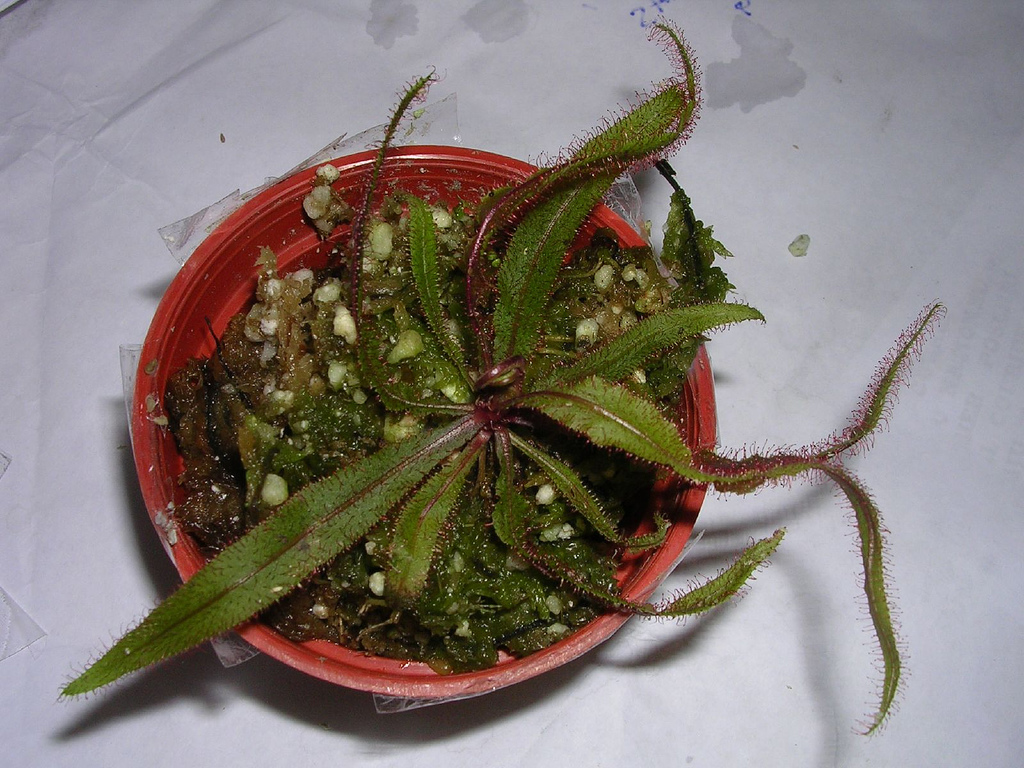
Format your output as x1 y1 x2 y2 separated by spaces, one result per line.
62 417 479 696
407 195 470 381
496 472 632 611
539 302 763 388
571 86 692 172
387 432 487 601
349 69 438 314
698 450 906 734
821 302 945 460
819 465 901 735
356 320 470 415
653 528 785 615
492 172 617 360
687 442 906 732
517 376 703 479
490 429 518 548
477 22 700 363
497 456 783 619
548 22 700 184
508 431 667 550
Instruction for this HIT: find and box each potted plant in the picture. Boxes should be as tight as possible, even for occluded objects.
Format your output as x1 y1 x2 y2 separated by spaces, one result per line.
64 24 940 734
114 143 720 702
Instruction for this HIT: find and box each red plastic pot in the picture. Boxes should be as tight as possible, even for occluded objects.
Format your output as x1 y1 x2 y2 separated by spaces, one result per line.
132 146 716 701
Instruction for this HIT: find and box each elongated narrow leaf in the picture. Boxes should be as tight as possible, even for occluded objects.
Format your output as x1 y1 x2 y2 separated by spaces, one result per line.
567 80 693 174
689 446 904 733
349 69 437 313
509 431 667 550
539 302 763 388
653 528 785 614
821 301 945 459
356 320 470 415
467 22 700 362
496 473 638 612
492 172 617 360
489 60 700 363
63 417 479 696
819 464 901 735
388 432 488 600
497 460 783 618
407 195 470 380
517 376 708 480
530 22 700 192
489 429 518 547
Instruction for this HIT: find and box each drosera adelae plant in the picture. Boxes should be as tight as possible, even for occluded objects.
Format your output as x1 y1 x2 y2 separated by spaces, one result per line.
63 22 942 735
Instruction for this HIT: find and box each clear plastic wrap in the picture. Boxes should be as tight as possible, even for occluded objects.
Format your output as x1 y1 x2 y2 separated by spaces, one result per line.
0 585 46 663
0 451 46 662
604 174 648 244
159 94 460 266
373 693 462 714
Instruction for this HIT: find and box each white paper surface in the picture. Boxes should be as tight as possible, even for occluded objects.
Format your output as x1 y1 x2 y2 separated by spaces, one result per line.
1 1 1021 765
